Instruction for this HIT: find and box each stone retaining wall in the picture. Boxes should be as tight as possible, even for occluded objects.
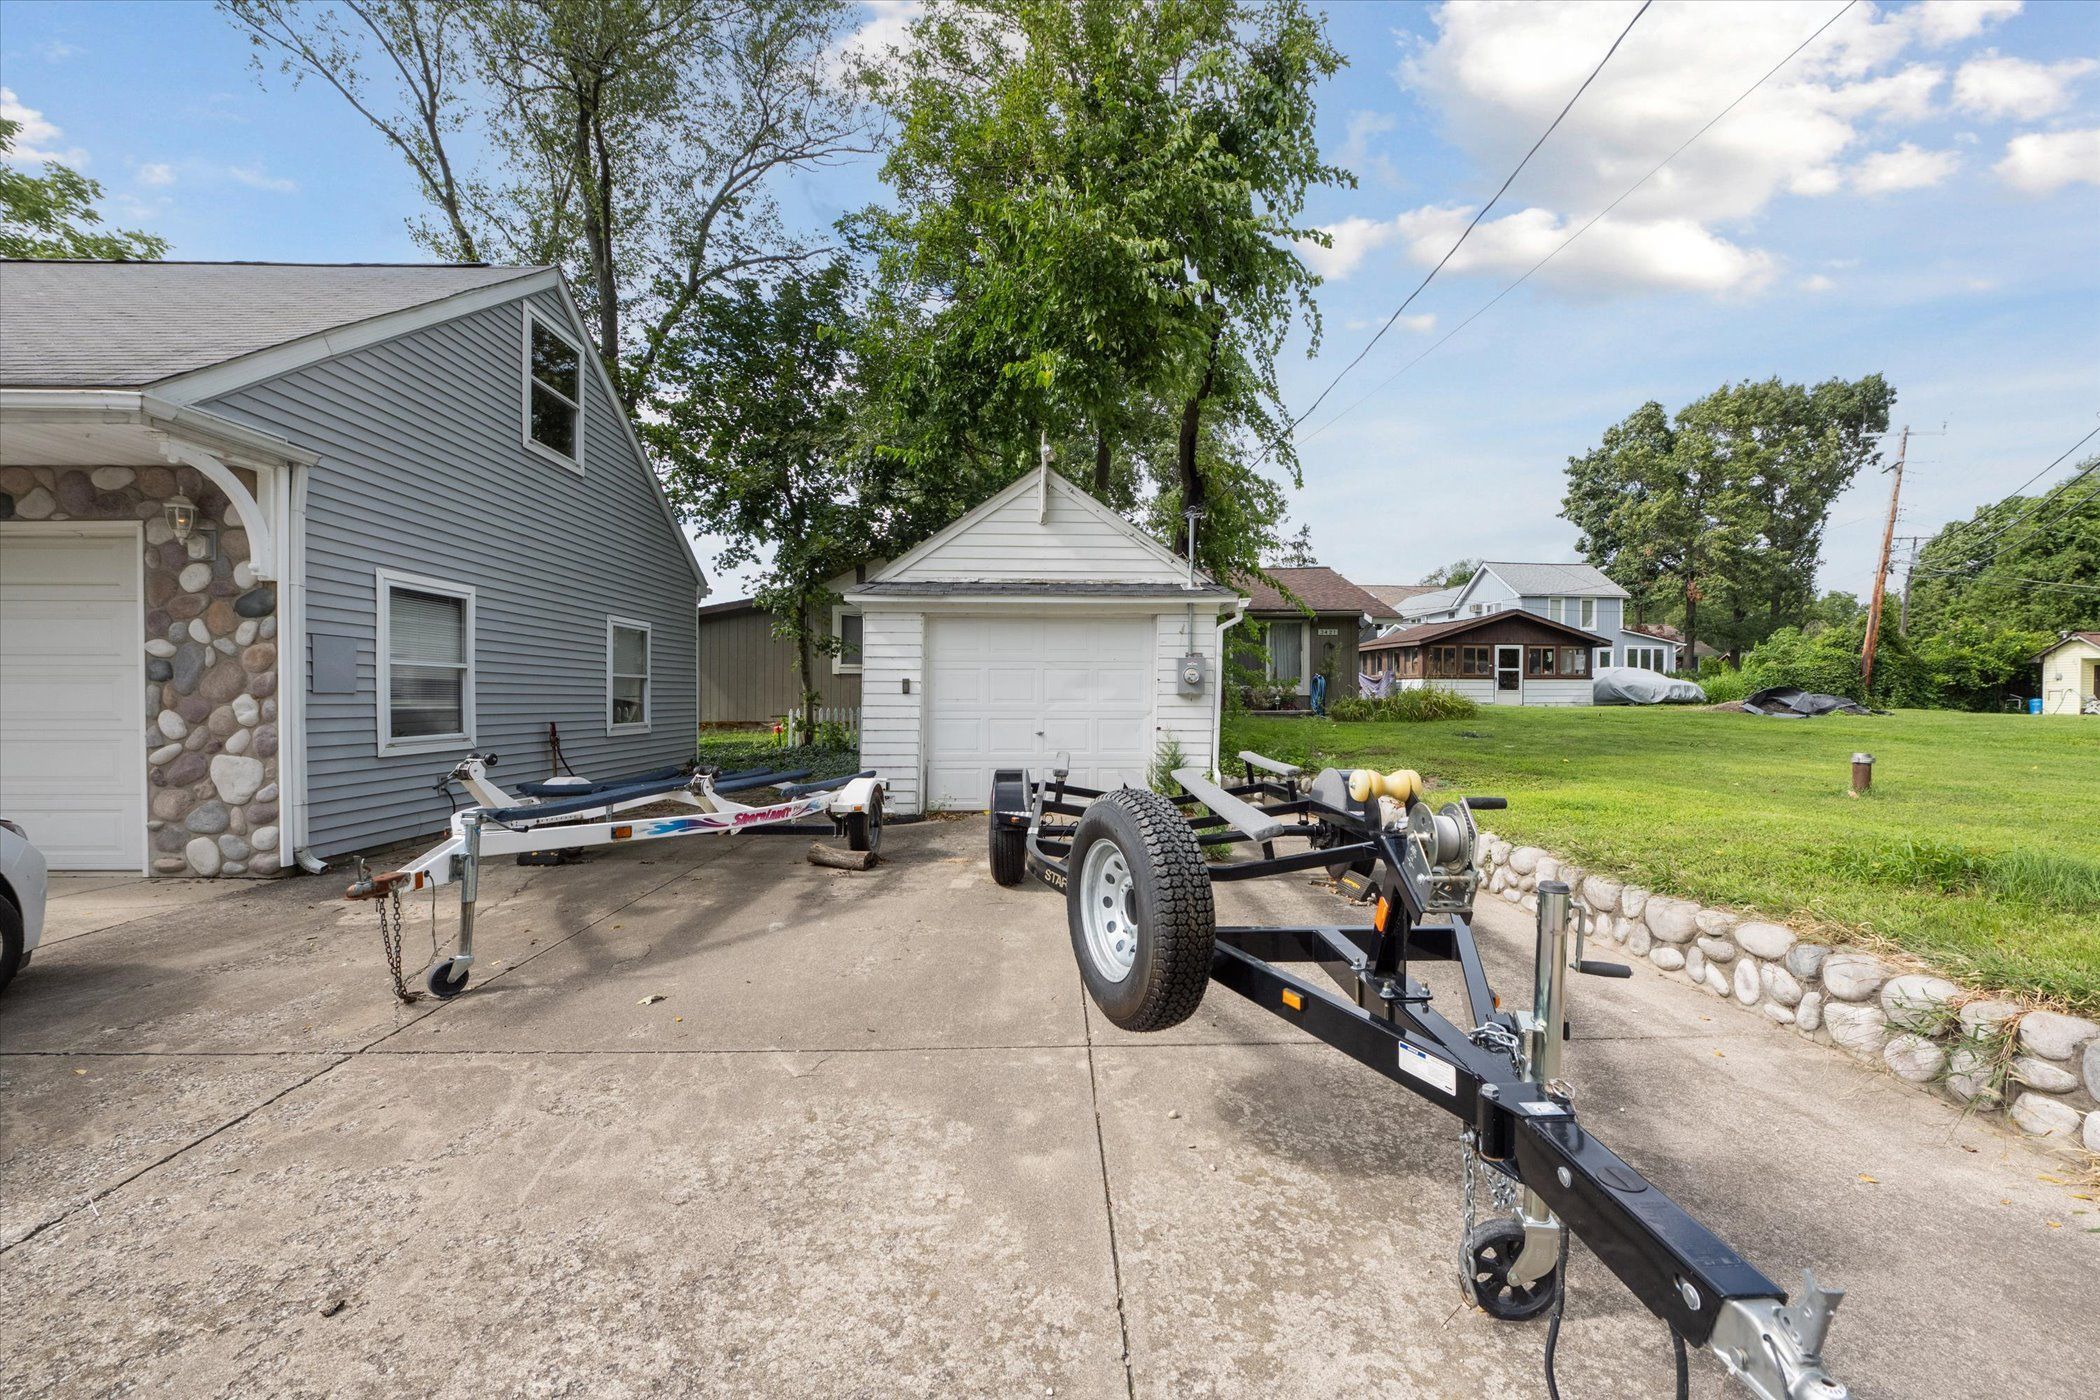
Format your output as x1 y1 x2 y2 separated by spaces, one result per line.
1475 831 2100 1155
0 465 281 877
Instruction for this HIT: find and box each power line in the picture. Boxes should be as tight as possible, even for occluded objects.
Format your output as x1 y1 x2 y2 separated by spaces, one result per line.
1297 0 1857 447
1935 423 2100 557
1285 0 1654 431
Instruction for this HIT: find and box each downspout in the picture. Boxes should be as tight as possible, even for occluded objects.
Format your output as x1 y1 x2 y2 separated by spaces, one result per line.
282 459 327 875
1211 599 1249 783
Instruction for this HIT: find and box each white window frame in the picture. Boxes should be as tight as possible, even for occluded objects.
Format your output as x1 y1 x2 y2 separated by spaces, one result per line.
376 568 476 756
1598 647 1613 669
606 615 653 734
521 304 586 473
831 604 864 675
1579 597 1596 629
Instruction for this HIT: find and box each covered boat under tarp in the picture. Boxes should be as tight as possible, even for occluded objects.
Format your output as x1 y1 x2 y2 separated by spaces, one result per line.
1593 667 1707 705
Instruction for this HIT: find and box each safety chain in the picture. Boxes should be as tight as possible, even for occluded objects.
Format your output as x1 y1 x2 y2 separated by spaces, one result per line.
363 857 419 1004
1458 1124 1524 1304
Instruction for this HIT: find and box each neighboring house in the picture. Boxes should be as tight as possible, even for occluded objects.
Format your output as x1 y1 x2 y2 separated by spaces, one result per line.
695 565 878 725
1234 565 1388 703
1402 561 1680 673
1623 621 1714 668
843 465 1240 815
2036 631 2100 715
1392 583 1464 625
1359 611 1609 707
0 260 704 874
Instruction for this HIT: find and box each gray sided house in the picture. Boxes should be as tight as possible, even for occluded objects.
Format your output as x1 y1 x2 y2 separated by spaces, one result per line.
1398 562 1681 674
0 261 704 874
696 567 872 726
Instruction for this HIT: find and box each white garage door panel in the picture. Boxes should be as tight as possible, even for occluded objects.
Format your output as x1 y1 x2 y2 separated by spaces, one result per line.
0 528 146 870
925 615 1151 810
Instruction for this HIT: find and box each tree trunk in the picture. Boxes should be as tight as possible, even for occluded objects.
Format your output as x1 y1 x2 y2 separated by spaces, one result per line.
1173 322 1224 556
795 599 817 748
1093 421 1112 496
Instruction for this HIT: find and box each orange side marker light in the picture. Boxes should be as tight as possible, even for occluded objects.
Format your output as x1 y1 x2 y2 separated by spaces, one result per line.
1281 988 1304 1012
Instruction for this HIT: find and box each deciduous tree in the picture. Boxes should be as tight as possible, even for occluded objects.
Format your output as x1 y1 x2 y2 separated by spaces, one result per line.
0 118 167 259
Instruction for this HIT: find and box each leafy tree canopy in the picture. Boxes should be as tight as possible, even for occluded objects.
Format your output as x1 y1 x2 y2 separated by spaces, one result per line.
852 0 1344 584
1905 462 2100 636
1420 558 1479 588
0 118 167 260
1561 374 1895 658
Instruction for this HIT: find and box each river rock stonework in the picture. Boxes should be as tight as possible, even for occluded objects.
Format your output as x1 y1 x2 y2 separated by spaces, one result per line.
0 465 280 877
1473 829 2099 1157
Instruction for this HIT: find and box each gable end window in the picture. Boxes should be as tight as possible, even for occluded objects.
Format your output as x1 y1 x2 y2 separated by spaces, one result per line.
608 618 651 731
523 306 584 469
378 571 475 754
832 606 864 675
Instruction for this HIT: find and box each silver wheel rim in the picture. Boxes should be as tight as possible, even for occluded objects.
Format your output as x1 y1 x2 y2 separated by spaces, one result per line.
1080 838 1138 982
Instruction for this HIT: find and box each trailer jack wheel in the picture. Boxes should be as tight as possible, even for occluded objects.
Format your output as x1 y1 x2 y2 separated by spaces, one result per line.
426 961 470 1000
1465 1218 1561 1321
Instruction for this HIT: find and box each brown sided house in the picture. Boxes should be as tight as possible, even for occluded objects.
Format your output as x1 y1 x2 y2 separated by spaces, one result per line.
1235 565 1390 706
1360 610 1610 707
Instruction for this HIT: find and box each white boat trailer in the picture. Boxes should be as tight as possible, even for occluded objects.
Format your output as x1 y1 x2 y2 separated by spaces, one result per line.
347 752 884 999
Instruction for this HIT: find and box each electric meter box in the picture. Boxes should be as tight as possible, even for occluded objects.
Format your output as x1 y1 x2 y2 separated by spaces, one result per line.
1177 651 1208 696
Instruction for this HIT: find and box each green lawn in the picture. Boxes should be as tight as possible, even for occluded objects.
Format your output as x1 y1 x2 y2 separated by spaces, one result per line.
1227 706 2100 1013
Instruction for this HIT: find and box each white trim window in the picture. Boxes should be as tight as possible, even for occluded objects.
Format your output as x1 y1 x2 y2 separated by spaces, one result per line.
1578 597 1596 629
1598 648 1614 669
1625 645 1668 672
523 305 585 470
607 617 652 732
831 605 864 675
377 571 475 753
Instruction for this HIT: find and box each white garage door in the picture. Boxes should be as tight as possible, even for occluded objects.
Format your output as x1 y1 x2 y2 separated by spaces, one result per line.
925 615 1151 810
0 526 146 869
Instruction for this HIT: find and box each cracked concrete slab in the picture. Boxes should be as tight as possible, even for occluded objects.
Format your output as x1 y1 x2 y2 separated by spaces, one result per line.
2 819 2094 1399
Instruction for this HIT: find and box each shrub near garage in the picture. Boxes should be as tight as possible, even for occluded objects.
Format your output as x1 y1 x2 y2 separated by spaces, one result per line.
1327 685 1478 723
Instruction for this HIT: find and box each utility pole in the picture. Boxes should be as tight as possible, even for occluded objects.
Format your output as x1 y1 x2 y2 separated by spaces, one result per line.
1861 425 1908 692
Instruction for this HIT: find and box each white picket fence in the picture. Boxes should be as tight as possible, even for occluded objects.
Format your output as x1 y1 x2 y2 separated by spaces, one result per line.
780 705 861 746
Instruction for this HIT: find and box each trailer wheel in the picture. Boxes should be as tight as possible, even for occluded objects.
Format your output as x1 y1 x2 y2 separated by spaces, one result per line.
987 772 1028 887
847 788 884 855
1067 788 1215 1032
1464 1218 1560 1321
426 961 470 1000
989 821 1026 887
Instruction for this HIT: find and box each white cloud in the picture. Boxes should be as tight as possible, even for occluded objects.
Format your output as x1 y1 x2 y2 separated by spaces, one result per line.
0 86 87 165
1994 127 2100 193
827 1 924 80
1338 109 1401 186
137 162 175 188
38 40 81 63
1390 204 1775 296
1801 273 1836 292
1298 215 1398 280
1952 52 2097 120
1346 313 1435 334
225 163 298 193
1377 2 2030 299
1850 142 1960 193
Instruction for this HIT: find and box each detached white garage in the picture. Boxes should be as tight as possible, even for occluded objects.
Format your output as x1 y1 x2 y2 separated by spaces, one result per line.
845 467 1242 815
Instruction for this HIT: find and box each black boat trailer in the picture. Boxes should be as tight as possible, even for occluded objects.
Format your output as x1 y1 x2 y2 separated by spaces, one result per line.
989 750 1848 1400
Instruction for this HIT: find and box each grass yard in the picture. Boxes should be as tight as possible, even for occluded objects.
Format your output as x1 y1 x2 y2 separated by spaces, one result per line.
1227 706 2100 1013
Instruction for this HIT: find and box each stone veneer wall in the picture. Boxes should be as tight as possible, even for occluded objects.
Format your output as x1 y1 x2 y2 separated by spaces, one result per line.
1474 831 2100 1156
0 466 282 877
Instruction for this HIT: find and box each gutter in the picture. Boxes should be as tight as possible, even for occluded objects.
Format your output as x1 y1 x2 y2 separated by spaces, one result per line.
1211 599 1250 783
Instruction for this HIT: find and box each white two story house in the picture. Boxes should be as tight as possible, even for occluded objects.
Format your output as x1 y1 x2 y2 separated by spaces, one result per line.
1394 562 1680 673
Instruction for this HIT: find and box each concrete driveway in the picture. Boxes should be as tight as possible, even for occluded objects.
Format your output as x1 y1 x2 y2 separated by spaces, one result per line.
2 820 2093 1398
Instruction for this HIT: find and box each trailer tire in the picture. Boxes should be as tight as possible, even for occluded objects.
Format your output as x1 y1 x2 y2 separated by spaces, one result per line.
1067 787 1215 1032
987 771 1029 887
847 788 884 855
989 822 1027 887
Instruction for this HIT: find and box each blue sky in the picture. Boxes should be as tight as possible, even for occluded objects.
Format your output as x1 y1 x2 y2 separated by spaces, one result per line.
4 0 2096 602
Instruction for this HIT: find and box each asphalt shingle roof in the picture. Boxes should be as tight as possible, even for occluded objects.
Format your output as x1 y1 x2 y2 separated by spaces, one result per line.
1361 611 1612 651
1236 566 1387 616
1478 561 1629 599
0 261 546 388
1362 583 1441 612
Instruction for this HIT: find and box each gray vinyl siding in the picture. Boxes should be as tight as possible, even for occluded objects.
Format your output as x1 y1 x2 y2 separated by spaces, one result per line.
698 605 863 724
201 288 701 856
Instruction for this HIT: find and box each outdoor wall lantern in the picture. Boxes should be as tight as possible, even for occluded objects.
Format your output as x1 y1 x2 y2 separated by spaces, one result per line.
164 494 218 559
